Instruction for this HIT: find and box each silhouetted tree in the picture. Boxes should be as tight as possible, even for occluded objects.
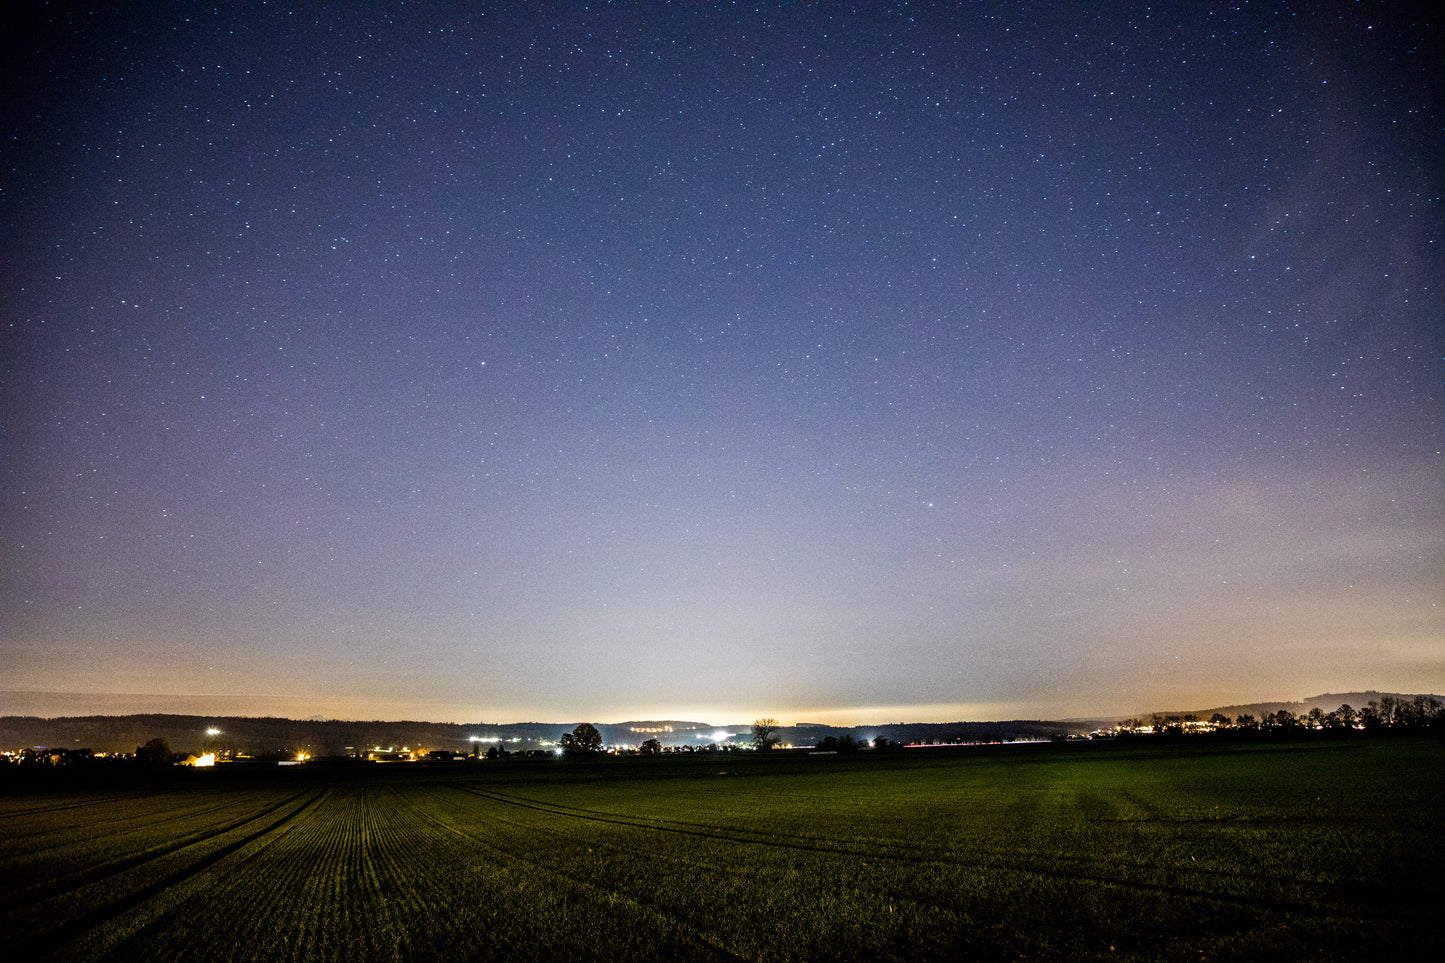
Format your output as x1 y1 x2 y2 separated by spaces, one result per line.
638 737 662 756
136 738 173 765
1153 714 1185 737
1360 703 1384 730
1411 695 1442 728
559 723 603 759
1263 709 1299 731
751 718 781 752
815 733 866 752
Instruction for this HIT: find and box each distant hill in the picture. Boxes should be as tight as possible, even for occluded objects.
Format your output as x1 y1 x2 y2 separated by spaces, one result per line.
14 696 1440 755
1149 691 1442 722
0 714 563 756
0 713 1100 755
0 714 735 756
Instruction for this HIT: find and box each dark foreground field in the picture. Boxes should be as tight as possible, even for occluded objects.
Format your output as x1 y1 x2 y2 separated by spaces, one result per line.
1 739 1439 962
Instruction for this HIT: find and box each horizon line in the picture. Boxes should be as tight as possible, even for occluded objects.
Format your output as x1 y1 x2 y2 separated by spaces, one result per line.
3 688 1434 729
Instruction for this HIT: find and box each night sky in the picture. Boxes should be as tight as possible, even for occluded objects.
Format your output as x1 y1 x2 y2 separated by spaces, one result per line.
3 3 1441 726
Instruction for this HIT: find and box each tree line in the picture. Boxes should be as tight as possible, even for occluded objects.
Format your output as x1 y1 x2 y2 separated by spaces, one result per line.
1123 695 1443 736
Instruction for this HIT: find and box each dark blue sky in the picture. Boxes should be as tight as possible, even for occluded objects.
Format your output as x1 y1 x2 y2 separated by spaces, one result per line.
3 2 1441 724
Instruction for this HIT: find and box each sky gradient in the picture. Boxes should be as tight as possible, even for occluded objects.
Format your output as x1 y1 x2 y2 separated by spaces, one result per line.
3 3 1442 726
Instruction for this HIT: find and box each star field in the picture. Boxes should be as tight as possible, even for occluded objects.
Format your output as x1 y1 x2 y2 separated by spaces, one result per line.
2 3 1441 724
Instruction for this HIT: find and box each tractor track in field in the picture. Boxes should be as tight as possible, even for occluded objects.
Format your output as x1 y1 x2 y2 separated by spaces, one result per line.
0 791 302 857
0 789 172 820
420 789 1037 963
398 787 751 963
2 787 328 957
0 789 320 914
447 784 1411 926
452 783 907 858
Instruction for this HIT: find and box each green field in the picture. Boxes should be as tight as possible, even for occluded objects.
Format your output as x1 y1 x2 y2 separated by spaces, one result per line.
2 739 1439 961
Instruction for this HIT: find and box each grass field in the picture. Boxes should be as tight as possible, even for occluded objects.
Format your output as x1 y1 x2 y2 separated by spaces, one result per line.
1 738 1439 961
